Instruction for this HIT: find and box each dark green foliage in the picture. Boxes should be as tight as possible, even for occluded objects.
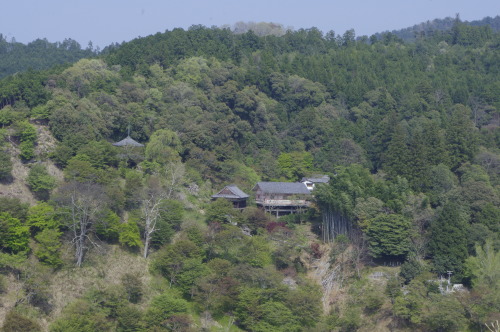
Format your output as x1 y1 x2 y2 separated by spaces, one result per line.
76 140 118 169
0 23 499 332
121 273 143 303
367 214 412 259
423 294 468 332
428 203 469 280
152 239 205 287
2 310 42 332
445 104 478 170
285 284 322 327
144 292 188 328
151 199 184 248
205 198 239 224
476 203 500 233
26 164 57 199
400 257 425 283
49 299 114 332
0 148 12 180
95 210 121 242
115 305 144 332
0 36 96 79
15 121 37 161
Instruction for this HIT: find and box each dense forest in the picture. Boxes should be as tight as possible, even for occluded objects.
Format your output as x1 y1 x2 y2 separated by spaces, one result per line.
0 35 97 79
0 17 499 332
372 15 500 42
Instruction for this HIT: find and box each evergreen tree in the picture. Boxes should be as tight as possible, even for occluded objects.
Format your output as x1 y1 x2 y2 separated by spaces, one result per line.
446 104 478 170
383 123 410 179
428 203 469 280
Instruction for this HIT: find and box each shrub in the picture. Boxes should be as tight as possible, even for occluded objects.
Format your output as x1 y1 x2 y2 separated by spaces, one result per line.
33 228 63 267
0 149 12 180
121 273 143 303
2 310 41 332
26 164 57 199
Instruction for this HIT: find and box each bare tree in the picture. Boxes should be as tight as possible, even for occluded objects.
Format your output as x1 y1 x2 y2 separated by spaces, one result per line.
141 162 185 258
54 181 108 267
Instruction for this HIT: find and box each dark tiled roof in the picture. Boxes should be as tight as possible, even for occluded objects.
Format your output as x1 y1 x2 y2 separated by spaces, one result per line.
112 136 144 147
253 182 311 195
212 184 249 199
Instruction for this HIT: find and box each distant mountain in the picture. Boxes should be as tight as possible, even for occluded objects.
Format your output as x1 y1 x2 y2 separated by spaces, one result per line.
0 35 97 79
372 15 500 42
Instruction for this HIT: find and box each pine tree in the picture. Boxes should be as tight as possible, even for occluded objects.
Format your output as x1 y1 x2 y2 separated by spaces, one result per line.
428 202 469 280
383 123 410 179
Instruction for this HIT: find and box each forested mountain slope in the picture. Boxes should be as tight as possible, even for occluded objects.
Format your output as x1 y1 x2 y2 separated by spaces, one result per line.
0 35 97 79
373 15 500 42
0 19 499 331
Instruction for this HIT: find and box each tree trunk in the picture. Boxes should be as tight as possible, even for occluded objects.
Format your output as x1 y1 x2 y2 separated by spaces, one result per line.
143 233 150 259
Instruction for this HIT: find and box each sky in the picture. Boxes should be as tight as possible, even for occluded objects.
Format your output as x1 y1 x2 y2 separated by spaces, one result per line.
2 0 499 49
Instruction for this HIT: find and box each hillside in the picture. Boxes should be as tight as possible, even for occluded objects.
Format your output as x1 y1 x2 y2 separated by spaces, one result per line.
372 15 500 42
0 22 499 331
0 35 97 79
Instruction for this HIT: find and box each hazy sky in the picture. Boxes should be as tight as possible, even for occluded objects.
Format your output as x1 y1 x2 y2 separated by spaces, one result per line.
2 0 499 49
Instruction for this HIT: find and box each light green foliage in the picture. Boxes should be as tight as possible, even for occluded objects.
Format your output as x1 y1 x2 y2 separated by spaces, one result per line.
175 257 208 296
34 228 63 267
367 214 411 259
423 294 467 332
0 212 30 254
19 140 35 160
277 151 313 181
152 239 205 287
95 210 121 242
465 239 500 289
238 236 272 268
27 202 59 233
61 59 120 97
50 299 114 332
220 160 261 189
2 24 500 331
144 292 188 327
31 104 51 120
205 198 240 224
17 121 37 161
118 221 142 249
0 105 17 125
175 56 210 86
145 128 182 164
285 284 322 327
393 278 427 325
115 305 144 332
76 140 118 169
252 301 300 332
63 157 113 183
